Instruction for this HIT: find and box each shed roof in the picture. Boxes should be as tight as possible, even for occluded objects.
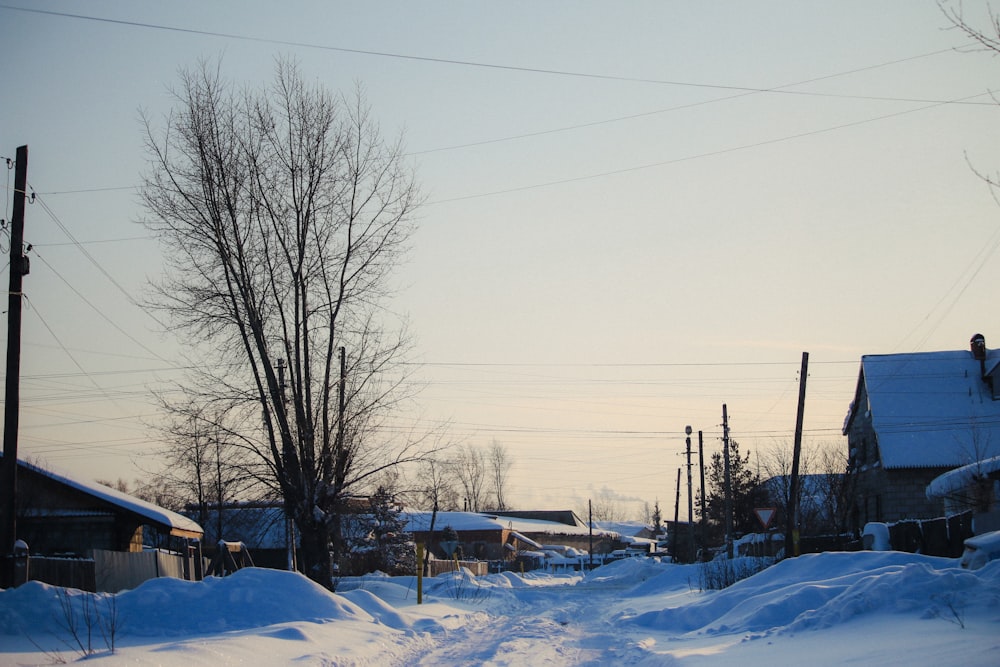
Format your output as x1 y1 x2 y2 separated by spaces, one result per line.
925 454 1000 499
847 348 1000 470
8 456 203 539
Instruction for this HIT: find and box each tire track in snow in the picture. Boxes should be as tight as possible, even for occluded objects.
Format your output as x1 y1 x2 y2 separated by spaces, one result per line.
399 582 650 666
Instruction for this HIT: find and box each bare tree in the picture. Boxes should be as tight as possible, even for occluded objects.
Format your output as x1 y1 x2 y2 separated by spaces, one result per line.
941 1 1000 53
141 58 424 586
486 440 512 511
589 487 628 523
813 442 850 534
760 440 850 536
410 457 461 511
149 399 264 539
453 444 487 512
940 2 1000 191
760 440 811 533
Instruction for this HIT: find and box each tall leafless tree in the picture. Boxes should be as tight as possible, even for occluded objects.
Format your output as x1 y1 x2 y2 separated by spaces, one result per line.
453 444 487 512
150 399 263 540
486 440 512 511
410 457 462 511
141 58 424 586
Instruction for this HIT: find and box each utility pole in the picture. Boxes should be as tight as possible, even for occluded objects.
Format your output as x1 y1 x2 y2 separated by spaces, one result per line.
698 430 706 560
277 358 287 404
685 426 694 563
588 499 594 569
336 347 346 453
722 404 733 559
785 352 809 559
672 467 681 560
2 145 29 570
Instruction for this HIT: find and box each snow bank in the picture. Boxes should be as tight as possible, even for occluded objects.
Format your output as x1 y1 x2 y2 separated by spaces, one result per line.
5 550 1000 666
0 568 373 639
624 552 1000 637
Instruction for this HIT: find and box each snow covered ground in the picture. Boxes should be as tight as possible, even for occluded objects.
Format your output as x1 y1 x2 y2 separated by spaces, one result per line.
1 551 998 665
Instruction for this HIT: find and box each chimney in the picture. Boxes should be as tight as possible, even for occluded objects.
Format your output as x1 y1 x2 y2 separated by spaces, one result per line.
971 333 987 379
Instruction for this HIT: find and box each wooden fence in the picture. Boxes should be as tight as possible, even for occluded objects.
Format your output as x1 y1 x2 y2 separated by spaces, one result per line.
426 558 488 577
12 549 202 592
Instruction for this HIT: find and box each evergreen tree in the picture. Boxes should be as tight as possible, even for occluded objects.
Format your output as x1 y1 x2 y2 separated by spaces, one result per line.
368 487 415 574
703 440 769 545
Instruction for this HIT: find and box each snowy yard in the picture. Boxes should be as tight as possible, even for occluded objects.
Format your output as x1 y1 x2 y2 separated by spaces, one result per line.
1 552 998 665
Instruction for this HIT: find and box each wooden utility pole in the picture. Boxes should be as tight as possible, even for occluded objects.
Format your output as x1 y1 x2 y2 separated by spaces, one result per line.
685 427 694 562
336 346 346 452
722 404 733 559
2 145 28 563
672 467 681 559
785 352 809 558
588 499 594 569
698 430 706 559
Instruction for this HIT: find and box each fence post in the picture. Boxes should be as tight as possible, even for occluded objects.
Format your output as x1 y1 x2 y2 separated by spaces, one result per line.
416 543 424 604
12 540 28 586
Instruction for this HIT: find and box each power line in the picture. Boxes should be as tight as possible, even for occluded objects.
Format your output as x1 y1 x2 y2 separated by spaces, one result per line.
1 3 986 106
26 247 173 365
21 295 122 405
409 43 989 156
32 235 154 247
403 359 857 367
28 193 184 366
429 89 995 204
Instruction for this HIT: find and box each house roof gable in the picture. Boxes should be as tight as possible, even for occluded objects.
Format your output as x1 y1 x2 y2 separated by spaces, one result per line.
856 348 1000 470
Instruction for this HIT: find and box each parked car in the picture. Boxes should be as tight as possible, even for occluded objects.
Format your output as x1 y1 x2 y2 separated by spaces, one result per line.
959 530 1000 570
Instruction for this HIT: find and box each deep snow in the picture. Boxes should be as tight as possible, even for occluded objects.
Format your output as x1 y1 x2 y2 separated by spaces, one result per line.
1 552 998 665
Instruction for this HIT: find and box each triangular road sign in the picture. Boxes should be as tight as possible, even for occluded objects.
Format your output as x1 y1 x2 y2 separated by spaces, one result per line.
754 507 777 530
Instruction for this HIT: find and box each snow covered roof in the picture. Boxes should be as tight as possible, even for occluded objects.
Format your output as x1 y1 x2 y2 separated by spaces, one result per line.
490 510 587 527
925 454 1000 499
592 520 650 537
10 456 203 538
402 511 618 538
402 511 503 533
191 504 288 548
509 531 542 549
848 348 1000 469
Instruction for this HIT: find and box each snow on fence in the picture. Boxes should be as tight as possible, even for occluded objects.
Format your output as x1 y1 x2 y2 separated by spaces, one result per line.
93 549 192 593
863 511 973 557
18 556 97 592
426 559 488 577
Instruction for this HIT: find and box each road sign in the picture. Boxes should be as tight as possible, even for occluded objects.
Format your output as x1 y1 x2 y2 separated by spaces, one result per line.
754 507 777 530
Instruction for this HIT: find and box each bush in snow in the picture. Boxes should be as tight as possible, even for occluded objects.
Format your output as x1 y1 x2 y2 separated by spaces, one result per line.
698 556 774 590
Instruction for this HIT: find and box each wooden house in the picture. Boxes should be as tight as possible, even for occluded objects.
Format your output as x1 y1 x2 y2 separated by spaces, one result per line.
2 456 203 591
6 457 202 555
404 510 625 569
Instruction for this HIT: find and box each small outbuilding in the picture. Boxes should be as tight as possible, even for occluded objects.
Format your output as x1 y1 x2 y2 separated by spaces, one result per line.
2 456 203 591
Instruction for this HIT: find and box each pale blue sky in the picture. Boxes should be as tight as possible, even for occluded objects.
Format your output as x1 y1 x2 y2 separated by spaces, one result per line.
2 1 999 517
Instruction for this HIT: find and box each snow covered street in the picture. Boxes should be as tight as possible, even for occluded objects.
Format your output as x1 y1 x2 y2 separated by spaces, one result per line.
2 552 999 665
